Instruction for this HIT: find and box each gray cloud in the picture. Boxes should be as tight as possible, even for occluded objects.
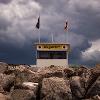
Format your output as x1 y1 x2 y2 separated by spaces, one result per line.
0 16 11 30
0 0 100 66
0 0 41 46
0 42 36 64
0 0 12 4
81 50 100 66
72 1 100 40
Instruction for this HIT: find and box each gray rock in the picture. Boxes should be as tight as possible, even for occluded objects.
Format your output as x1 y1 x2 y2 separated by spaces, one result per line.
85 66 100 98
41 77 72 100
0 93 11 100
11 89 35 100
86 76 100 98
0 93 7 100
0 62 8 73
0 85 5 93
70 76 86 99
91 95 100 100
37 66 65 78
82 95 100 100
1 75 15 92
63 68 74 78
14 69 38 84
11 82 38 100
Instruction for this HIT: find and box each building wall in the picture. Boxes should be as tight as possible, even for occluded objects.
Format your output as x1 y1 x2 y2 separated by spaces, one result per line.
36 59 68 67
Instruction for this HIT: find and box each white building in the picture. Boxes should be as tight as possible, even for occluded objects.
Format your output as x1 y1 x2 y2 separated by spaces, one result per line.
35 43 70 67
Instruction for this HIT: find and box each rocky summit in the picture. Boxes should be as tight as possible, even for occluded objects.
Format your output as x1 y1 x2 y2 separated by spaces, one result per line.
0 62 100 100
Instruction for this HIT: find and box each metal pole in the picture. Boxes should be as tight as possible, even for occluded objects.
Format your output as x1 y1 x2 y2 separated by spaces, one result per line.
51 33 54 43
66 24 69 66
39 29 40 43
66 30 69 43
67 51 69 67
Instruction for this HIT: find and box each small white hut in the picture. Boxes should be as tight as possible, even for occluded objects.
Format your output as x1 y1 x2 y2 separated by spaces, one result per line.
35 43 70 67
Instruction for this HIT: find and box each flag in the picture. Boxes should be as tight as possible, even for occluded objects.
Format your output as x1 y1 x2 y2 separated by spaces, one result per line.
36 16 40 29
64 21 68 31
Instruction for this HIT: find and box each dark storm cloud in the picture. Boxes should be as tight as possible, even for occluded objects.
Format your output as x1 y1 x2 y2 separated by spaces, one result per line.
37 0 100 66
36 0 100 40
73 2 100 40
81 50 100 66
0 17 11 30
0 0 12 4
69 38 92 65
0 0 100 66
0 41 36 64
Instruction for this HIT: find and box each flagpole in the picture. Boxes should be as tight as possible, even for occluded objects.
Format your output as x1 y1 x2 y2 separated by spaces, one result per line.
39 14 40 43
66 30 69 66
67 24 69 66
64 20 69 66
39 29 40 43
36 15 40 43
51 33 54 43
66 30 68 43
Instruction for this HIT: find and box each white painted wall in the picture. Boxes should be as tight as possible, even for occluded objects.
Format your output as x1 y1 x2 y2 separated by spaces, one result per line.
36 59 68 67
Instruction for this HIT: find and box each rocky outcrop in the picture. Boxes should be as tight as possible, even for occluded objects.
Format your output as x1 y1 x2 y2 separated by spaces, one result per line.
11 89 36 100
86 76 100 98
0 93 11 100
41 77 72 100
0 62 8 73
70 76 86 99
2 75 15 92
37 65 65 78
11 82 38 100
0 62 99 100
63 67 74 78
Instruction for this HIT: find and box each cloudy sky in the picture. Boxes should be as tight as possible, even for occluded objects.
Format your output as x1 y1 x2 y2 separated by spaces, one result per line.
0 0 100 66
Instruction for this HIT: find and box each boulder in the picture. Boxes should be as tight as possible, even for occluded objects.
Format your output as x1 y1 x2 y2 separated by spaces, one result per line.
10 66 78 84
0 62 8 73
0 73 15 92
74 66 90 77
86 76 100 98
37 65 65 78
0 73 4 84
91 95 100 100
83 95 100 100
28 66 39 72
11 89 35 100
0 85 4 93
0 93 10 100
63 68 74 78
27 66 69 83
70 76 86 99
27 73 40 83
41 77 72 100
33 65 67 84
85 66 100 94
1 75 15 92
11 82 38 100
22 82 38 92
14 69 39 84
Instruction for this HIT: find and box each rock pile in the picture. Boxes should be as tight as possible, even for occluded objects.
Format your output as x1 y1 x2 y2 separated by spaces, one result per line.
0 62 99 100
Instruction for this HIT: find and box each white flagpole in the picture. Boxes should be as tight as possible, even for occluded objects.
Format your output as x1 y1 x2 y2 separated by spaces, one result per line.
66 30 69 66
51 33 54 43
66 31 68 43
65 20 69 66
39 29 40 43
39 14 40 43
65 21 68 43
